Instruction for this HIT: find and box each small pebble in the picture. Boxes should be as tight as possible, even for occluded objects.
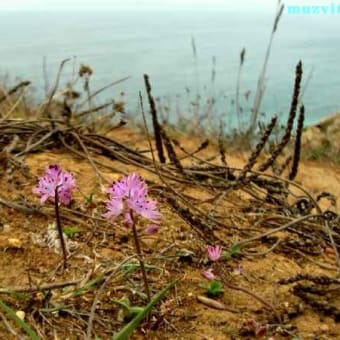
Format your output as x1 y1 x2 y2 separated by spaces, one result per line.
320 324 329 332
2 224 11 233
7 238 22 248
197 295 227 310
15 311 25 321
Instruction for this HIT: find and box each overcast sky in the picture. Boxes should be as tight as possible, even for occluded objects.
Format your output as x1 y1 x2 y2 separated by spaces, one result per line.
0 0 281 11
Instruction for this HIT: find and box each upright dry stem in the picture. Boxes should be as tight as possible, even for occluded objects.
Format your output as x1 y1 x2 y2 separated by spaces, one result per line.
129 210 151 302
54 188 68 269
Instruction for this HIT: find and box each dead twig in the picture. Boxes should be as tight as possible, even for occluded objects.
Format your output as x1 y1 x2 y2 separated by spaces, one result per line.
0 81 31 105
0 279 82 294
143 74 166 164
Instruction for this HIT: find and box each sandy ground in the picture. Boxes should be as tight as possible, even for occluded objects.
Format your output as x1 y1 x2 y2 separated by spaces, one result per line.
0 128 338 339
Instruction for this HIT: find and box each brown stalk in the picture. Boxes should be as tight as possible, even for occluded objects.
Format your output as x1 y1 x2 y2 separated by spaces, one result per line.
250 3 284 130
74 102 112 119
0 81 31 105
159 127 184 174
0 279 82 294
172 138 209 160
273 2 284 33
240 115 277 179
218 120 227 165
78 76 131 109
54 187 68 269
139 92 219 244
39 58 70 123
258 61 302 172
288 104 305 180
274 155 292 176
143 74 166 163
130 210 151 302
235 47 246 132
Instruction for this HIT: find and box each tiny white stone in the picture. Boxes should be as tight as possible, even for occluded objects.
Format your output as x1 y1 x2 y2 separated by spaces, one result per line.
15 311 25 321
2 224 11 232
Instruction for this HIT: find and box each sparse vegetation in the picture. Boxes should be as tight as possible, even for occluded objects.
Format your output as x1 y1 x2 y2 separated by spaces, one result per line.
0 3 339 336
0 58 338 339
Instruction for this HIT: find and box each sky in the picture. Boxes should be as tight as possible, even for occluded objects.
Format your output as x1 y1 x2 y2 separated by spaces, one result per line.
0 0 280 11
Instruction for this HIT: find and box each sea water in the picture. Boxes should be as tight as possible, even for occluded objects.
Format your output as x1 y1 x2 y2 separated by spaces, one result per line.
0 9 340 126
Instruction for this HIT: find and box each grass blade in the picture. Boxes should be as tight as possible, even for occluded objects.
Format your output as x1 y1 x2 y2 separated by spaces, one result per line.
0 300 39 340
112 280 176 340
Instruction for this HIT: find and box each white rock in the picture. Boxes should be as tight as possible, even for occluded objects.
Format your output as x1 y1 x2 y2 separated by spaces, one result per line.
15 311 25 321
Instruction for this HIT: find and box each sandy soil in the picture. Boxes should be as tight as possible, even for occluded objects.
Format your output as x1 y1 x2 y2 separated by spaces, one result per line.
0 128 339 339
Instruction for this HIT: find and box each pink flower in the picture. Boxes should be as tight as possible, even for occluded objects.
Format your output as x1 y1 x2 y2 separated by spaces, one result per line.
207 245 222 261
107 172 145 199
33 165 76 205
102 198 124 219
103 173 161 224
201 268 215 280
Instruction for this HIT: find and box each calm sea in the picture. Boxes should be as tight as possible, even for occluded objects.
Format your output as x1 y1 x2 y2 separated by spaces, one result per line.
0 9 340 126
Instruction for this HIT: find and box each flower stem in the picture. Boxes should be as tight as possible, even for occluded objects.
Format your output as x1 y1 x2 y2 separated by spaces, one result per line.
130 210 151 302
54 188 68 269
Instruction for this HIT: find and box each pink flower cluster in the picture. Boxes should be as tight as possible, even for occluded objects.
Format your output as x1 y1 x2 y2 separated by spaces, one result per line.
33 165 76 205
207 245 222 261
103 173 161 233
201 245 222 280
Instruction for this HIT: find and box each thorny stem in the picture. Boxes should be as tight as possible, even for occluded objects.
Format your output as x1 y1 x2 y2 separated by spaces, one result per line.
129 209 151 302
54 187 68 269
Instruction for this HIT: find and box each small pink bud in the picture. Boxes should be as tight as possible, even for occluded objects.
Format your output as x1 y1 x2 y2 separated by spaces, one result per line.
255 325 267 337
144 224 160 235
207 245 222 261
201 268 215 280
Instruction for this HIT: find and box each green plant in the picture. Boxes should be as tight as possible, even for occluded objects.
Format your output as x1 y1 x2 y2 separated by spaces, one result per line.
62 226 78 237
112 281 176 340
223 243 243 259
201 280 224 298
0 300 39 340
111 297 144 321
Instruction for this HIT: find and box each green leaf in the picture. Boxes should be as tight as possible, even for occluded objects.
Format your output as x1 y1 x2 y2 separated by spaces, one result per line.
121 261 160 275
62 226 78 237
112 280 177 340
222 243 243 259
111 297 144 320
207 280 224 298
230 243 243 255
9 291 29 299
85 193 94 204
72 275 104 297
0 300 39 340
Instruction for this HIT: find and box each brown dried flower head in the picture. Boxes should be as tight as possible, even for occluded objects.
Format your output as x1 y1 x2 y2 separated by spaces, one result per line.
79 64 93 77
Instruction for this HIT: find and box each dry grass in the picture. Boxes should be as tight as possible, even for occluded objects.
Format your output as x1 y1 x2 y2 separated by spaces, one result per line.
0 62 339 339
